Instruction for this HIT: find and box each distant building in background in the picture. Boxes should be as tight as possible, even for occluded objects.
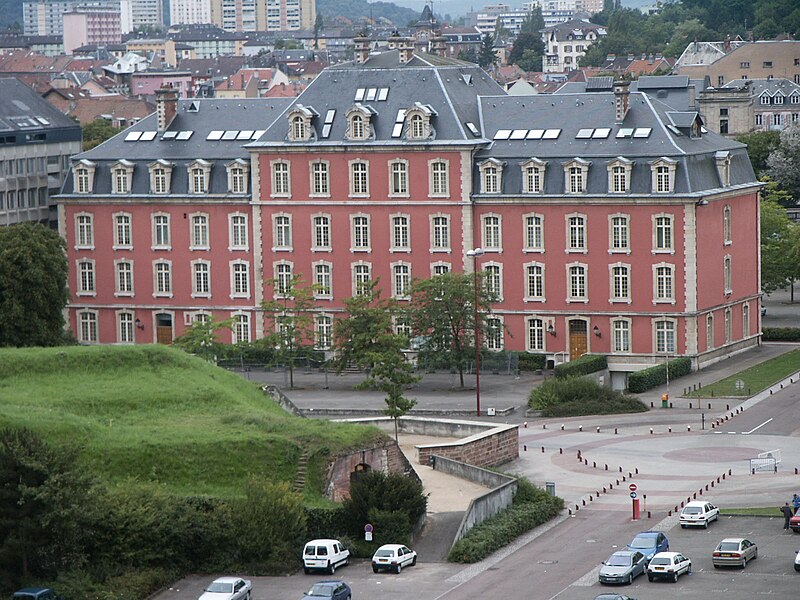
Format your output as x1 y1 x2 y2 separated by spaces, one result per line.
63 8 123 54
207 0 316 32
0 77 82 227
119 0 164 33
542 18 605 73
168 25 247 58
23 0 118 36
170 0 211 26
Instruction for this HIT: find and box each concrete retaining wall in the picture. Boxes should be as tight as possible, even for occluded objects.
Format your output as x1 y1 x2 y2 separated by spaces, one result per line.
263 384 305 417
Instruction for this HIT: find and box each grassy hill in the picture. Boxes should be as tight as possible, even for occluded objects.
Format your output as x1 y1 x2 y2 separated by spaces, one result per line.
0 345 384 502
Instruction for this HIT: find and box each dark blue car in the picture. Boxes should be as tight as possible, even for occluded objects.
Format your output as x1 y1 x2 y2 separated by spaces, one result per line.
626 531 669 563
13 589 58 600
301 580 351 600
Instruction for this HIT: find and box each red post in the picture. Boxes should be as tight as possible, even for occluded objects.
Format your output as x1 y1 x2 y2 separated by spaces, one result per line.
632 498 640 520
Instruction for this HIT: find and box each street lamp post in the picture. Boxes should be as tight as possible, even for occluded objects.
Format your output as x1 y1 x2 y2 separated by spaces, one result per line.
466 247 485 417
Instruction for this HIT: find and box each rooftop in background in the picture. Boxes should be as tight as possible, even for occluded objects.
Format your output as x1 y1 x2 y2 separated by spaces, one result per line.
0 77 80 131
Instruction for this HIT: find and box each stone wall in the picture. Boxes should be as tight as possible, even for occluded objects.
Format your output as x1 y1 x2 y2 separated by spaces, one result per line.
416 424 519 468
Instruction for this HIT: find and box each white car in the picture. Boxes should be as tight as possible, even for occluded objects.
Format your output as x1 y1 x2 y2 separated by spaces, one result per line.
371 544 417 573
680 501 720 529
794 549 800 572
198 577 251 600
303 539 350 575
647 551 691 582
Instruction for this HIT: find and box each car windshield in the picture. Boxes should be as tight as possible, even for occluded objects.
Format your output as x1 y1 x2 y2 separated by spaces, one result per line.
206 582 233 593
718 542 740 551
304 546 317 555
306 584 335 597
606 554 631 566
630 536 656 549
375 549 395 557
650 557 671 565
683 507 702 514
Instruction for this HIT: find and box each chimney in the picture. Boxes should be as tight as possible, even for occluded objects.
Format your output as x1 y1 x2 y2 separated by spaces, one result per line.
613 80 630 124
353 33 370 64
155 85 179 132
724 35 731 52
387 30 402 49
398 37 414 64
431 33 446 57
687 82 696 109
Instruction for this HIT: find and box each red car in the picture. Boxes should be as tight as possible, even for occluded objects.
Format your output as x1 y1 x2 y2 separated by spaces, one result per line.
791 509 800 532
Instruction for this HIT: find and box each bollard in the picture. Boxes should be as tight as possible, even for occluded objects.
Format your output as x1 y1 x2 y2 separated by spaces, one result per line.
668 426 672 433
616 479 620 485
689 402 692 409
648 511 651 519
693 492 697 499
674 506 678 513
751 468 755 475
605 464 608 471
670 402 673 408
561 424 565 430
576 504 580 512
728 469 731 476
584 458 588 465
579 425 583 432
582 499 586 506
542 423 546 429
619 466 623 472
650 401 654 408
560 448 563 454
542 446 545 453
711 422 716 429
622 475 626 481
615 428 618 435
629 472 633 478
569 508 572 516
711 480 715 487
635 467 639 474
603 486 607 493
593 461 597 468
708 403 712 409
669 510 672 516
650 427 654 435
681 501 684 508
524 421 528 428
688 425 692 432
589 495 593 502
726 404 730 411
796 468 798 475
523 444 527 451
699 488 703 495
597 426 601 433
577 450 582 459
610 483 613 489
722 473 726 480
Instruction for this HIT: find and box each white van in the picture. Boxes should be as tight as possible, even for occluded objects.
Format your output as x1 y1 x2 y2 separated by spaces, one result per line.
303 539 350 574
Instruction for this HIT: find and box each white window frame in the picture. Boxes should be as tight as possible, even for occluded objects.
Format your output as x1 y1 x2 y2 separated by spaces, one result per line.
723 205 732 245
480 159 503 194
188 160 211 195
232 312 251 344
482 213 502 252
609 213 630 253
227 160 249 194
612 318 631 353
311 213 332 252
117 310 135 344
429 159 450 198
521 158 546 194
523 213 544 253
75 212 94 250
152 212 171 250
430 213 451 253
78 310 98 344
349 159 370 197
653 262 675 304
389 159 410 197
566 213 587 253
272 213 292 251
563 158 590 194
76 258 96 296
609 262 631 303
706 313 714 349
189 212 210 251
230 260 250 299
111 160 134 195
742 303 750 337
485 316 504 351
390 213 411 252
431 261 451 276
724 308 732 343
153 259 173 298
526 317 546 352
650 157 677 194
654 318 677 354
352 261 372 296
724 254 732 294
313 261 333 299
228 213 249 251
524 262 545 302
113 212 132 250
191 259 212 298
274 261 294 298
391 261 411 300
607 157 633 193
271 160 291 197
310 160 330 197
350 213 371 253
114 259 134 297
483 262 503 301
566 262 588 303
314 313 333 350
652 213 674 254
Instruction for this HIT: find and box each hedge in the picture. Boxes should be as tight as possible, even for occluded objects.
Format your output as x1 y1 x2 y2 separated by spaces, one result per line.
762 327 800 342
554 354 607 379
627 357 692 393
447 479 563 563
516 352 547 372
528 376 648 417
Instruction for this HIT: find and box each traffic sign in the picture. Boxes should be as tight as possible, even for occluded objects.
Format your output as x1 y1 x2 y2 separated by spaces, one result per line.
629 483 637 492
364 523 374 533
630 491 638 499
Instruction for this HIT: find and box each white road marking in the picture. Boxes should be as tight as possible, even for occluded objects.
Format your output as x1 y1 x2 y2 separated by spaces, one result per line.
743 418 773 435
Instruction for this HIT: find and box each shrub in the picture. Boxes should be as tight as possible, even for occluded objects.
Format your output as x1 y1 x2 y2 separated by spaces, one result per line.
516 352 547 372
528 377 647 417
368 507 412 546
554 354 607 379
627 357 692 393
762 327 800 341
447 479 563 563
305 506 348 540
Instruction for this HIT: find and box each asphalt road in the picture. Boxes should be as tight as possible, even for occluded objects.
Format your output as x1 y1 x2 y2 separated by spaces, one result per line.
712 382 800 437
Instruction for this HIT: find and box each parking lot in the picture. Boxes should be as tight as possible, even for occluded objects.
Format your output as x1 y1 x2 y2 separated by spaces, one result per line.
554 516 800 599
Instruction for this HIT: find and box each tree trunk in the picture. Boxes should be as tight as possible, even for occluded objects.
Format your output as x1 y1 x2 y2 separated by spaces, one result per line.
458 366 465 388
394 416 399 444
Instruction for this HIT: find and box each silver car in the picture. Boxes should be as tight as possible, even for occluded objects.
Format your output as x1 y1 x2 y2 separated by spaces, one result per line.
712 537 758 568
599 550 647 585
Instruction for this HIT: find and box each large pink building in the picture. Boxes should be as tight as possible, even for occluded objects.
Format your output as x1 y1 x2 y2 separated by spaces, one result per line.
58 44 762 389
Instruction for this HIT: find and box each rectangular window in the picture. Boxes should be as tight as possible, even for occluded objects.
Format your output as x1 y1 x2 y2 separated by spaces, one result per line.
78 260 95 294
393 264 410 298
654 215 673 251
191 168 206 194
613 320 630 352
742 304 750 337
431 161 448 196
274 215 291 249
115 214 132 248
525 215 543 251
313 215 331 250
78 311 97 343
655 265 674 301
76 214 93 248
707 314 714 349
611 216 629 251
526 264 544 300
484 264 502 300
611 265 629 301
232 262 249 296
724 256 732 293
230 167 247 193
432 263 450 276
315 315 332 349
390 161 408 195
276 263 293 296
568 166 584 193
486 317 503 350
193 262 210 296
155 262 172 295
723 206 731 244
153 214 170 248
314 263 332 297
392 215 410 250
118 312 134 343
525 166 542 193
273 162 289 195
116 261 133 294
568 215 586 251
655 320 675 353
483 166 499 193
483 215 501 250
191 214 209 249
352 215 370 250
312 162 329 195
233 314 250 344
527 318 544 351
568 265 587 300
655 166 671 192
351 161 369 195
152 167 167 193
611 166 627 192
230 215 248 249
114 168 129 194
432 216 449 250
354 263 371 295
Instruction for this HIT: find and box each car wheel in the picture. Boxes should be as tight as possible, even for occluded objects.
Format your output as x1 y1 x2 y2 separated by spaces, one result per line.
753 549 758 560
703 519 708 529
329 561 336 575
396 563 402 574
345 556 350 566
647 574 654 582
411 556 417 566
304 567 311 574
713 564 720 569
626 574 632 585
372 566 379 573
741 557 747 568
681 524 686 529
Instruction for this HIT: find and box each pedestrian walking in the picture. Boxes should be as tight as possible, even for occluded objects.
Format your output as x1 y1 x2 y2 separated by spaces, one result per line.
781 502 794 530
793 494 800 512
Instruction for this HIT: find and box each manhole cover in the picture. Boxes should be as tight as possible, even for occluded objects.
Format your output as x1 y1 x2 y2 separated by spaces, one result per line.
735 379 745 391
538 560 559 564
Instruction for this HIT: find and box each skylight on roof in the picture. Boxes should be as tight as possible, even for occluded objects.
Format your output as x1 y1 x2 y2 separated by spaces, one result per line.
139 131 157 141
395 109 406 123
526 129 544 140
324 109 336 124
125 131 142 141
252 130 266 140
542 129 561 139
35 117 50 126
616 128 634 138
576 128 593 139
633 128 652 138
354 88 365 101
207 130 223 141
392 123 403 138
466 122 480 137
377 88 389 101
321 124 332 138
510 129 528 140
162 131 178 140
365 88 377 101
494 129 512 140
221 131 238 140
237 130 254 140
176 131 193 140
592 128 611 139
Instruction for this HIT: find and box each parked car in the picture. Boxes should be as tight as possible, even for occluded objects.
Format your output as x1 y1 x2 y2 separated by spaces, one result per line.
794 549 800 572
712 537 758 568
646 551 691 582
594 595 637 600
303 539 350 575
680 501 720 529
198 577 251 600
13 590 58 600
791 509 800 533
599 550 647 585
301 580 351 600
371 544 417 573
626 531 669 563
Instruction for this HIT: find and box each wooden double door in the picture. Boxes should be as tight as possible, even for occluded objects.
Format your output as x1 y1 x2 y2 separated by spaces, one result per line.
568 319 588 361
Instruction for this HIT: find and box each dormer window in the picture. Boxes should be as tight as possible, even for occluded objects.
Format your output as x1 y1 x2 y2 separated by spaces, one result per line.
405 102 437 140
521 158 547 194
650 157 678 193
73 159 96 194
607 157 633 194
111 159 134 194
149 159 173 194
345 104 375 141
715 151 732 187
188 159 212 194
479 158 504 194
226 158 249 194
563 158 590 194
352 114 365 138
287 104 317 142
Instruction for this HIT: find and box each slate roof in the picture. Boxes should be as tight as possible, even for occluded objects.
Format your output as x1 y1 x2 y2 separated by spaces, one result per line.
251 49 505 147
474 91 755 197
62 98 292 196
556 76 709 112
0 77 81 131
723 77 800 98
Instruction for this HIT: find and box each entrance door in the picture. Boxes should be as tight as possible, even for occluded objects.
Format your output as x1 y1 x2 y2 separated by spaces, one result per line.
155 313 173 345
569 319 588 361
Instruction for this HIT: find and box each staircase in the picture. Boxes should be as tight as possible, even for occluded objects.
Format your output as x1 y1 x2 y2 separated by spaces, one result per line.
293 449 310 493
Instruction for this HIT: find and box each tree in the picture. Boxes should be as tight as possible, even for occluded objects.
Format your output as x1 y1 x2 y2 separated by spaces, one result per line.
313 12 324 49
0 223 69 347
457 48 478 63
767 123 800 204
81 118 121 151
173 317 233 361
735 130 781 176
760 177 800 294
262 275 318 388
478 33 497 69
408 272 497 388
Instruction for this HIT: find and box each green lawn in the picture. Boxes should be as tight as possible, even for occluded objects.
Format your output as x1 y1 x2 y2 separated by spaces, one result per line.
0 345 384 500
688 349 800 397
721 507 783 517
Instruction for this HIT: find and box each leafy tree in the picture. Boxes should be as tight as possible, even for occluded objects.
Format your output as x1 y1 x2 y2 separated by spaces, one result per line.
508 15 545 69
517 49 543 72
457 48 478 63
767 123 800 204
0 428 92 582
313 12 324 48
172 317 233 361
0 223 69 347
341 471 426 540
408 272 497 388
262 275 318 388
81 118 121 151
735 130 781 176
760 178 800 294
478 33 497 69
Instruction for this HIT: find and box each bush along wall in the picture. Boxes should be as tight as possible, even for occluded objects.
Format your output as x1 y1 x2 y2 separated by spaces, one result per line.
627 357 692 393
516 352 547 372
554 354 607 379
447 478 563 563
762 327 800 342
528 377 648 417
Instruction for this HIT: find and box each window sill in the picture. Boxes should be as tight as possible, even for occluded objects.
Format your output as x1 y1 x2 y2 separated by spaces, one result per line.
653 299 677 305
430 248 451 254
190 246 210 252
350 248 372 253
272 247 293 252
608 249 631 255
112 245 133 251
651 249 675 255
114 292 134 297
151 246 172 252
609 298 632 304
76 291 96 297
153 293 174 298
191 293 212 299
524 248 545 254
565 249 588 254
524 298 546 303
389 248 411 253
228 246 249 252
566 298 589 303
74 245 95 251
